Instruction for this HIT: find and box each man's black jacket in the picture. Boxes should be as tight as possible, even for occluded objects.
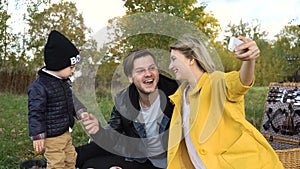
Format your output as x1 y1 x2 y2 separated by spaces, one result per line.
91 74 179 158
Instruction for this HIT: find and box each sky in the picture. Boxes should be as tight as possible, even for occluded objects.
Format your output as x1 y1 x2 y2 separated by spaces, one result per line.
204 0 300 40
7 0 300 41
73 0 300 41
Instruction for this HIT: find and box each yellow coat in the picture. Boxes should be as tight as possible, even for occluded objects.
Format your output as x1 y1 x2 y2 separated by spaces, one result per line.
167 71 283 169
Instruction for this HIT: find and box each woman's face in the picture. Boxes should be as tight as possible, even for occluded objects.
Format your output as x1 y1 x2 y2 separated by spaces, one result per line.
169 49 193 81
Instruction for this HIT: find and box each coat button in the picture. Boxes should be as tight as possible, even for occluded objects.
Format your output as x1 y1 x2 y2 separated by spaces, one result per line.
199 148 207 155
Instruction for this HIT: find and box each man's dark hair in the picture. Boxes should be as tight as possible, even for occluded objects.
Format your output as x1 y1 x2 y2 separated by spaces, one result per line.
122 48 156 77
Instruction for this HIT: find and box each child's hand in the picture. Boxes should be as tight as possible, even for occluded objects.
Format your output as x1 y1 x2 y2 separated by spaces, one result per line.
33 139 45 153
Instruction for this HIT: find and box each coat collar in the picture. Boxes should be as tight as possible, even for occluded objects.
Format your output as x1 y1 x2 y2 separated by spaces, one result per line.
170 72 209 103
115 74 178 121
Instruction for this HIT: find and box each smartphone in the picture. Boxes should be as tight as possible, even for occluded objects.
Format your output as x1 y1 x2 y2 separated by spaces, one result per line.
228 37 247 55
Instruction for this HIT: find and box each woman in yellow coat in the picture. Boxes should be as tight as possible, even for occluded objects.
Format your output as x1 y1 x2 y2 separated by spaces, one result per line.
167 35 283 169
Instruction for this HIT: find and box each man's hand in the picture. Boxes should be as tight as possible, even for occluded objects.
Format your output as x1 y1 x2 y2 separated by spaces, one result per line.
81 113 100 134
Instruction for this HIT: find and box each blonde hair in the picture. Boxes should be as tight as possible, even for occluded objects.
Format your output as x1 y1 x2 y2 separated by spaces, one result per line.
169 35 216 73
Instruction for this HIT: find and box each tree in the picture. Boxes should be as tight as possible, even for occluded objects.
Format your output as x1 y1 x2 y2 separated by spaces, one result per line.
223 19 268 43
273 24 300 81
26 0 89 70
103 0 220 63
220 19 287 85
0 0 91 94
0 0 12 70
0 0 32 94
123 0 220 41
255 40 287 85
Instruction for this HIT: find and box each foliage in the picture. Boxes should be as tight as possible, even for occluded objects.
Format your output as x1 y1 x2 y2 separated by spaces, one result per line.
223 19 268 42
26 0 89 70
213 41 241 72
273 25 300 81
255 40 288 85
0 0 300 95
123 0 220 41
96 61 120 97
105 0 220 63
221 19 293 85
0 0 9 65
0 0 20 72
0 0 91 94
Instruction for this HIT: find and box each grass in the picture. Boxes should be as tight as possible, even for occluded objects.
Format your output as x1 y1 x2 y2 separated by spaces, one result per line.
0 93 113 168
0 93 33 168
245 86 269 129
0 86 268 168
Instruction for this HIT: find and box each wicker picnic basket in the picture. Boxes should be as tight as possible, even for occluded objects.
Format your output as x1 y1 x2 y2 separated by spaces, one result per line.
260 82 300 169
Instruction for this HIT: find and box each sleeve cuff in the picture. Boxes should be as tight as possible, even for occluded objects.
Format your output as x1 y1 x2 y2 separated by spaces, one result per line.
30 133 46 140
76 108 88 120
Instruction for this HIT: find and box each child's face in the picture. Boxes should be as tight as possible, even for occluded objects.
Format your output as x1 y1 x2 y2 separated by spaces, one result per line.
55 65 76 79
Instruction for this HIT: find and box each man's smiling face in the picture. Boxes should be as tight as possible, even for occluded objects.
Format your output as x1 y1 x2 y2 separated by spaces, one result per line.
129 55 159 95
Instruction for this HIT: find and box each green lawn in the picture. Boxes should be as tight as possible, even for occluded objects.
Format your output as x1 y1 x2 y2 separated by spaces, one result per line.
0 93 113 168
245 86 269 129
0 86 269 168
